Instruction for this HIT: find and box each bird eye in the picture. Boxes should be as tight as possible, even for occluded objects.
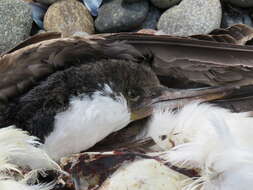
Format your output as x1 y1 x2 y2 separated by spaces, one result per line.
127 90 140 101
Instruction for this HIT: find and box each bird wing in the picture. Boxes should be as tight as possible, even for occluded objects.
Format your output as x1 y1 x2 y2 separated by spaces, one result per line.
0 35 143 103
105 24 253 87
191 24 253 45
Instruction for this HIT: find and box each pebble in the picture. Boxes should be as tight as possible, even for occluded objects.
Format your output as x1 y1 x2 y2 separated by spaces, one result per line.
36 0 59 5
222 3 253 28
137 5 161 30
226 0 253 8
0 0 33 53
123 0 143 3
44 0 94 37
29 2 47 29
82 0 103 16
157 0 222 36
150 0 181 9
95 0 149 33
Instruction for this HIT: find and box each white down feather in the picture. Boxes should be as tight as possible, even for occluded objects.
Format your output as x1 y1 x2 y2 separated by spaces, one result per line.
148 101 253 190
0 179 54 190
42 84 131 160
0 126 61 190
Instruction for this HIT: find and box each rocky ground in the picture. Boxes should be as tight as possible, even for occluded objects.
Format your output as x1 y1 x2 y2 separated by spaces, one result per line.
1 0 253 53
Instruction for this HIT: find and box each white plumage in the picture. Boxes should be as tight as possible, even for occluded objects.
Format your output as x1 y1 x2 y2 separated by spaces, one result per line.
0 126 61 190
0 126 60 171
0 180 54 190
148 101 253 190
42 85 131 160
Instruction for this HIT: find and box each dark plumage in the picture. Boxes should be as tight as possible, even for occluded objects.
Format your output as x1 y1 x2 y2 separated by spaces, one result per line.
1 24 253 158
0 59 160 141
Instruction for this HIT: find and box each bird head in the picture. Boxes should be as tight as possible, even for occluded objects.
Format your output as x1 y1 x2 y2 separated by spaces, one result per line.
87 59 171 122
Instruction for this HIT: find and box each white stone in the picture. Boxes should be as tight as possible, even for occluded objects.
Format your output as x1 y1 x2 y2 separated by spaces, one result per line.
157 0 222 36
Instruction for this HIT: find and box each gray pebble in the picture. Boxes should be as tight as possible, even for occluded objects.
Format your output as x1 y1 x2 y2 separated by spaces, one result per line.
225 0 253 8
95 0 149 33
150 0 181 9
0 0 33 53
138 5 161 30
222 4 253 28
123 0 143 3
157 0 222 36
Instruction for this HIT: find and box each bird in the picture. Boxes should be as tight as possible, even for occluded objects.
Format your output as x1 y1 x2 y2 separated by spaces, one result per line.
147 101 253 190
0 25 252 161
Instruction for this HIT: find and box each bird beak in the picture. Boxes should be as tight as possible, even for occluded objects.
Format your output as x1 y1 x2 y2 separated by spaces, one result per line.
130 85 235 121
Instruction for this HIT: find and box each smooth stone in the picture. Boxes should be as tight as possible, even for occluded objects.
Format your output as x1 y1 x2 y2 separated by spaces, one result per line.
225 0 253 8
222 3 253 28
82 0 103 16
44 0 94 37
36 0 59 5
150 0 181 9
157 0 222 36
95 0 149 33
29 2 47 29
137 5 161 30
123 0 143 3
0 0 33 53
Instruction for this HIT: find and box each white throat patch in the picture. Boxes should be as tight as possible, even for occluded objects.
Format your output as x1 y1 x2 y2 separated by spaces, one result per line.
42 85 131 160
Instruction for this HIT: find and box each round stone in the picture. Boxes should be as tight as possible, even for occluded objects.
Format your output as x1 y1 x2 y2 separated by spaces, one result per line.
123 0 143 3
157 0 222 36
150 0 181 9
0 0 33 53
137 5 161 30
95 0 149 33
222 4 253 28
226 0 253 8
44 0 94 37
36 0 59 5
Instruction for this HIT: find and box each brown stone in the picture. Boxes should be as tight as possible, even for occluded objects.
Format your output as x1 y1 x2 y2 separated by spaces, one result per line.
44 0 94 37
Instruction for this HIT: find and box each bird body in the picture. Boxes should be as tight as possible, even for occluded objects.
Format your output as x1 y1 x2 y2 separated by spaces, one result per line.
0 58 164 159
1 26 253 160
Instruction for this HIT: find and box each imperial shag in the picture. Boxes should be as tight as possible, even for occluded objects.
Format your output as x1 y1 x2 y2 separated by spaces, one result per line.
0 28 251 160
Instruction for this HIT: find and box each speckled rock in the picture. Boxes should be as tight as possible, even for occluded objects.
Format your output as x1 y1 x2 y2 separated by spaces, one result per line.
36 0 59 5
150 0 181 9
44 0 94 37
157 0 222 36
138 5 161 30
0 0 33 53
226 0 253 8
95 0 149 33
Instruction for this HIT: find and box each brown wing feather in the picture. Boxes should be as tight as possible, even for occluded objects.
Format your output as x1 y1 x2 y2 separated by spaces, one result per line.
2 32 62 55
210 24 253 45
105 29 253 87
191 24 253 45
0 37 143 103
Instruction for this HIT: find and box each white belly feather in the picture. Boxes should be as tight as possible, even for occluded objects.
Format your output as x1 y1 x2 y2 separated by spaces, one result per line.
42 87 130 160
